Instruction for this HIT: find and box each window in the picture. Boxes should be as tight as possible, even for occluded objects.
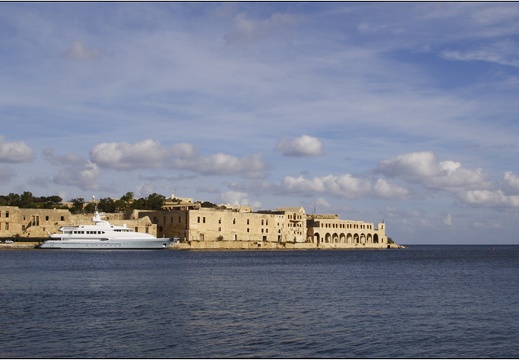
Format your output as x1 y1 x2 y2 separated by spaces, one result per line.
5 223 9 230
203 217 206 223
233 218 236 224
197 217 200 223
46 216 49 221
61 216 65 221
6 211 9 218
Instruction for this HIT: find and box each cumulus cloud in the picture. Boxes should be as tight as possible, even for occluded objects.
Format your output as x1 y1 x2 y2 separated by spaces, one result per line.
373 178 410 199
53 160 100 191
91 139 168 170
43 148 101 191
459 189 519 208
65 40 101 60
376 151 489 191
90 139 268 177
502 171 519 195
282 174 409 200
275 135 323 157
43 148 87 166
0 135 35 163
220 191 249 205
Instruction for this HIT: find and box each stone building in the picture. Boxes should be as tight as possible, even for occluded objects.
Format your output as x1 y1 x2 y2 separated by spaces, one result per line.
135 204 388 249
0 206 155 239
306 214 387 248
1 201 388 249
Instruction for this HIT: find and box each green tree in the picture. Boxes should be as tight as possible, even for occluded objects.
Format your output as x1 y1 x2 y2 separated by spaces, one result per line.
145 193 166 210
98 198 116 213
19 191 34 208
70 198 85 214
84 202 96 213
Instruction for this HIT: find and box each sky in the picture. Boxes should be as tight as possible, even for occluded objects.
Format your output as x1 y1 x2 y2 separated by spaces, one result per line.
1 2 519 245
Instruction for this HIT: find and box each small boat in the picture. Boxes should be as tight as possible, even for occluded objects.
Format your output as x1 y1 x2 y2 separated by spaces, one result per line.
39 208 177 250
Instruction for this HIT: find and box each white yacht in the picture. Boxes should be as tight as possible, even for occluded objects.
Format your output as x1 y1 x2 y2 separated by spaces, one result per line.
39 210 177 250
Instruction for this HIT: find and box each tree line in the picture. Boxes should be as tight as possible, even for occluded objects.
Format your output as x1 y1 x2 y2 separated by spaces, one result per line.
0 191 166 214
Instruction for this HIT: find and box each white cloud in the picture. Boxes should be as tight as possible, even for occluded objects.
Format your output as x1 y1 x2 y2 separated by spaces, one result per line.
376 151 489 192
91 139 268 177
281 174 410 200
53 160 100 191
282 174 371 198
502 171 519 195
0 135 35 163
220 191 261 208
459 189 519 208
373 178 410 199
91 139 168 170
275 135 323 157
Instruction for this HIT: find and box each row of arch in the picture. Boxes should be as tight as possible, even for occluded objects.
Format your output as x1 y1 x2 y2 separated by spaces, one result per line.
312 232 382 245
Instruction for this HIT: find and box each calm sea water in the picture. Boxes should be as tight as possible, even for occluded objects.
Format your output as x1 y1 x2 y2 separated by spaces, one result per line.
1 246 518 358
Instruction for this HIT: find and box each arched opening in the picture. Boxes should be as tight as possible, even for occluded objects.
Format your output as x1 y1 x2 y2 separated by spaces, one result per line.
347 233 352 243
325 233 332 243
315 233 321 245
340 234 346 243
332 233 339 243
374 234 379 244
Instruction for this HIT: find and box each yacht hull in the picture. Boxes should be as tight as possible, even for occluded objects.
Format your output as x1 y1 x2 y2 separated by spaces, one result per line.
38 238 174 250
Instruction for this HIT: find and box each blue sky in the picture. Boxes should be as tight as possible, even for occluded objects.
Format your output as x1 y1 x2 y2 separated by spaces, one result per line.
1 2 519 244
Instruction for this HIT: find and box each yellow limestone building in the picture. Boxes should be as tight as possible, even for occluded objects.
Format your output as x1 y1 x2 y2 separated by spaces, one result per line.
0 206 155 240
136 202 388 250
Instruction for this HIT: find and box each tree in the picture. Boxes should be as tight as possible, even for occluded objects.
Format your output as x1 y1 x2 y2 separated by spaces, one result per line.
70 198 85 214
19 191 34 208
98 198 116 213
146 193 166 210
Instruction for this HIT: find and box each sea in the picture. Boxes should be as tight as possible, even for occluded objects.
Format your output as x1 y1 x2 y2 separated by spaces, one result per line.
1 245 518 359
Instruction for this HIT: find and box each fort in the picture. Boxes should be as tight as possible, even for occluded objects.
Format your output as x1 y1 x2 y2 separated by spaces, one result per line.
0 195 397 250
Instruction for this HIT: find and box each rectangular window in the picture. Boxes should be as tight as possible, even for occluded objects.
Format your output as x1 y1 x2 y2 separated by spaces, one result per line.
5 222 9 231
46 216 49 221
61 216 65 221
203 217 206 223
6 211 9 218
198 217 200 223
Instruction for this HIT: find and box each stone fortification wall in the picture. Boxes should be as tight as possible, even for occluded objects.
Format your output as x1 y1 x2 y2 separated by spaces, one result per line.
0 206 156 238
